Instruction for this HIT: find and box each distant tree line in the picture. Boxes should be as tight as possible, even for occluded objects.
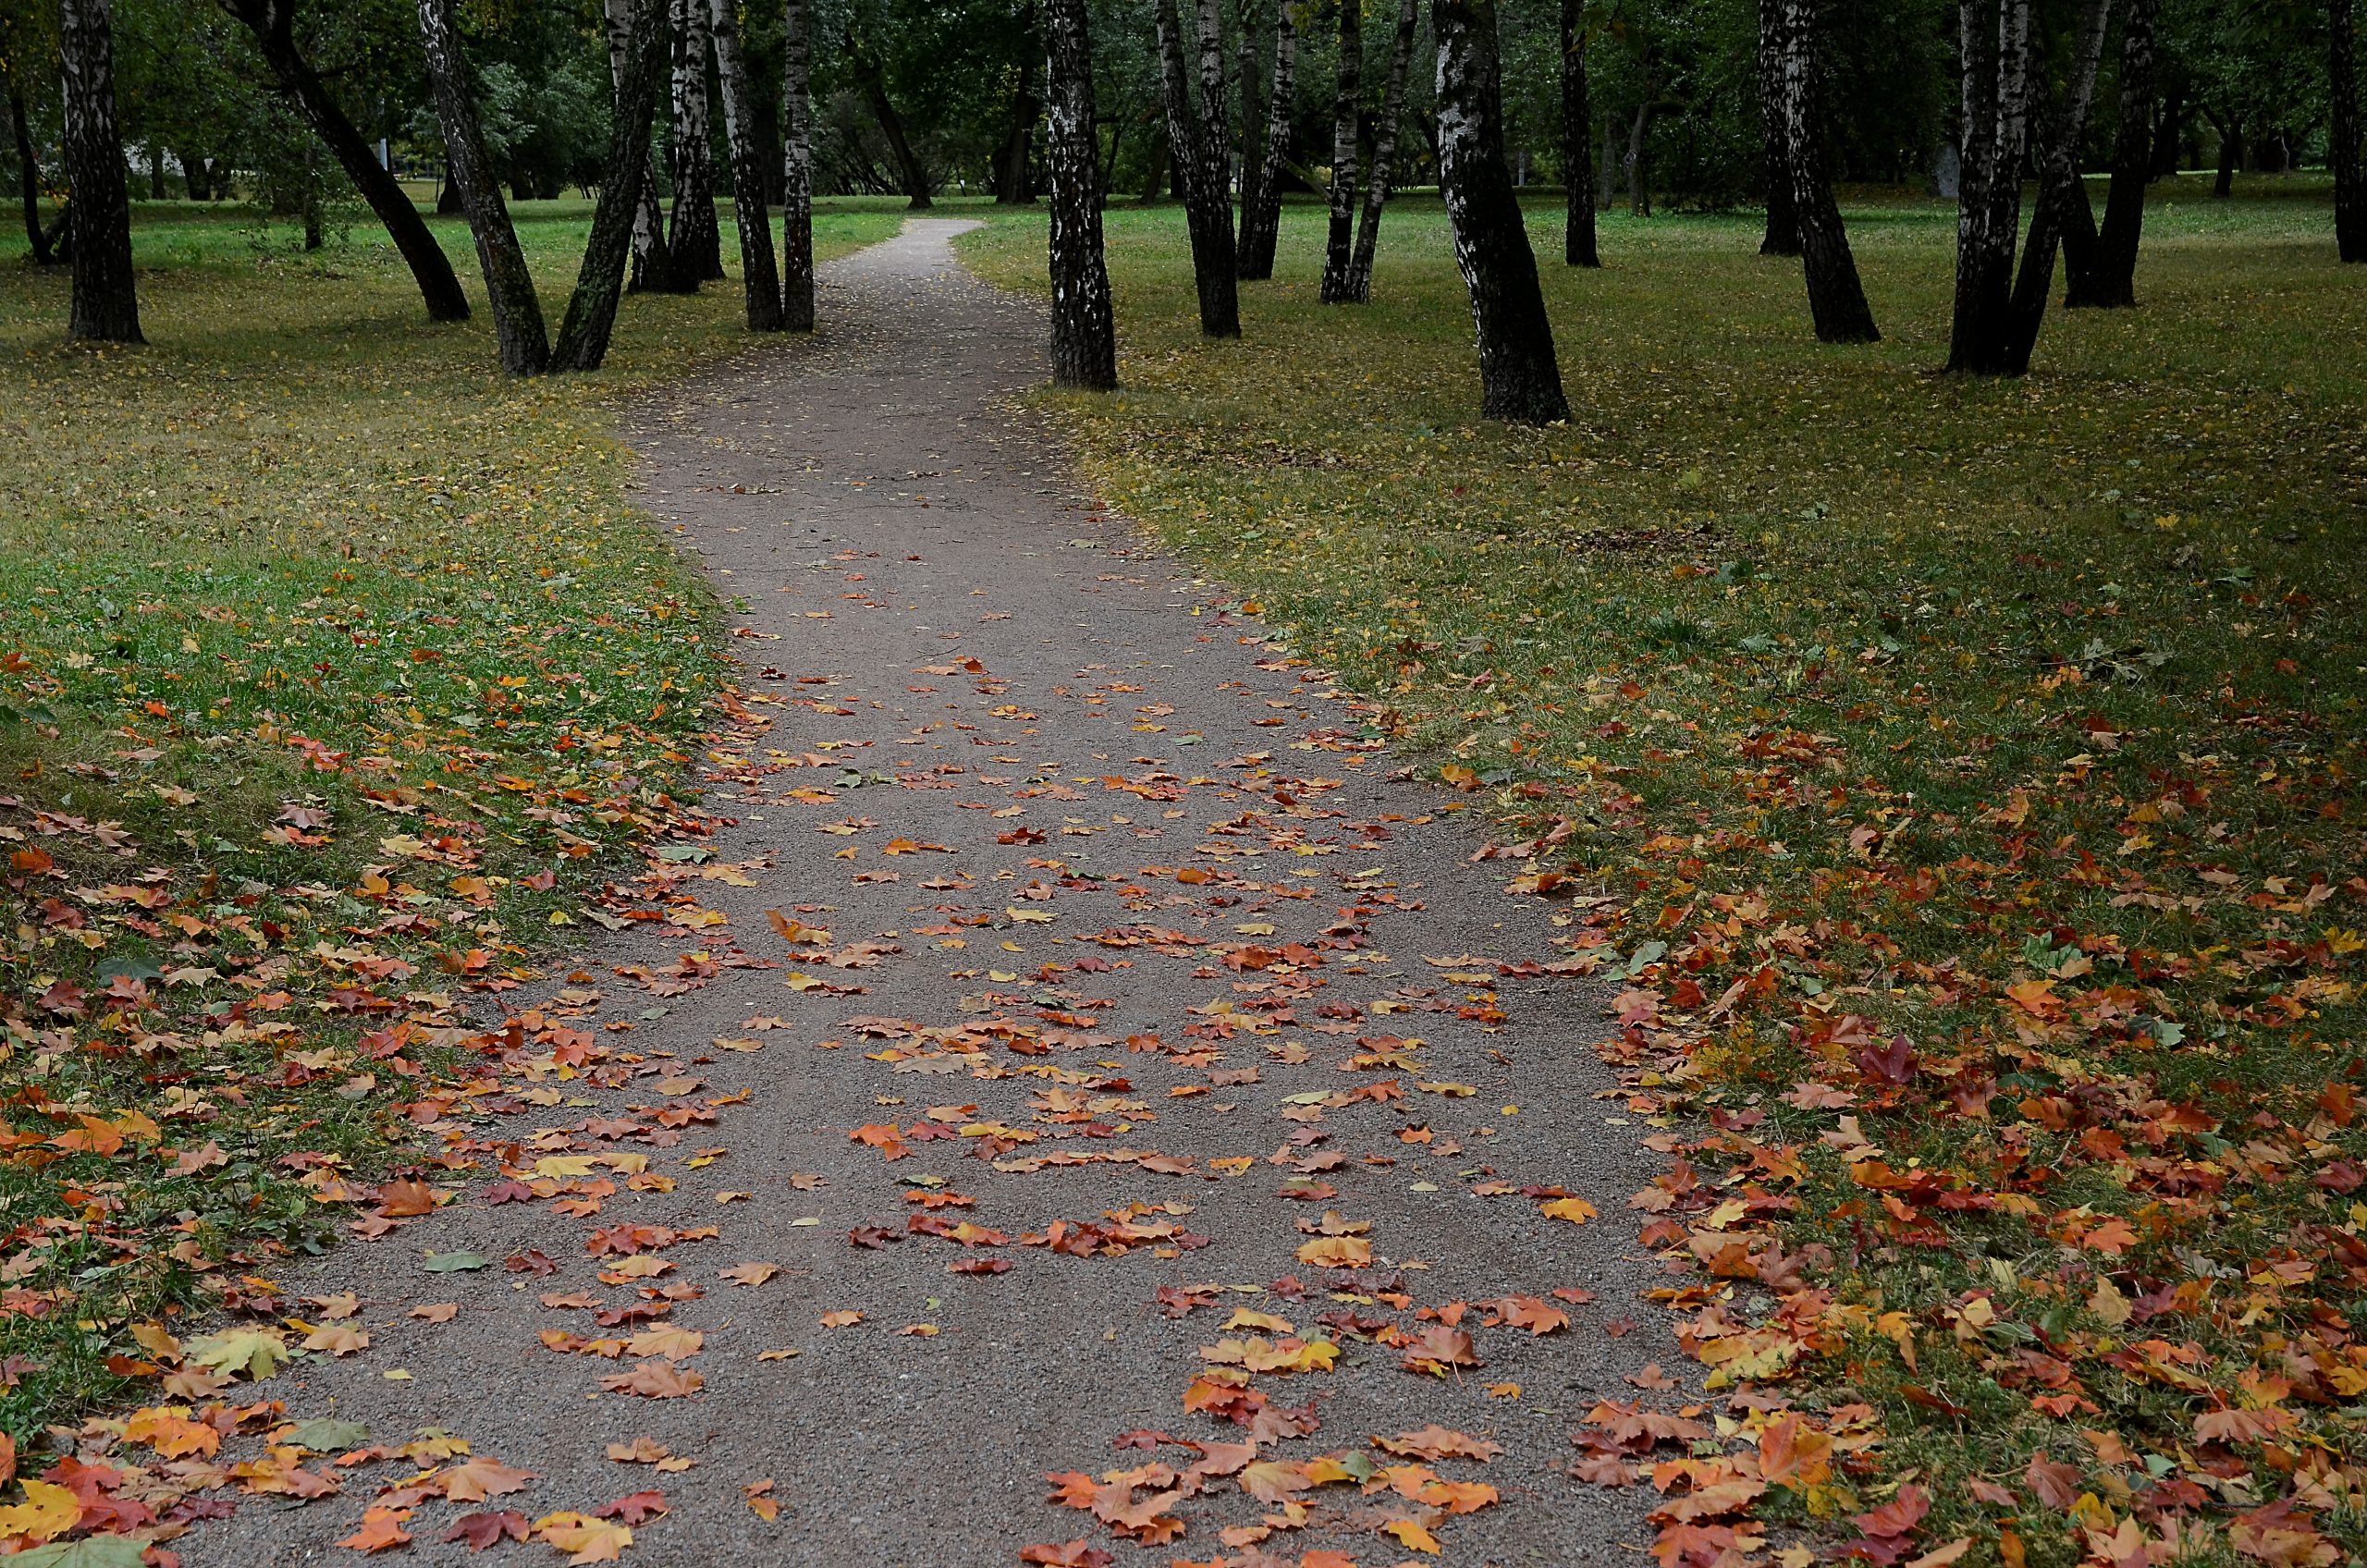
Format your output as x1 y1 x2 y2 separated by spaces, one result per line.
4 0 2361 404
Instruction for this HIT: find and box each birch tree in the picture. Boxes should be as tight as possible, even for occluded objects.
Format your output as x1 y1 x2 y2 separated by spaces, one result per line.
2067 0 2155 307
1318 0 1361 302
709 0 783 330
781 0 816 328
2336 0 2363 262
59 0 140 343
1154 0 1240 335
1237 0 1295 280
1775 0 1877 342
1946 0 2030 374
1755 0 1797 256
607 0 679 292
1045 0 1116 387
1343 0 1417 300
1560 0 1598 267
418 0 546 372
668 0 724 281
550 0 670 370
2000 0 2111 372
1432 0 1567 423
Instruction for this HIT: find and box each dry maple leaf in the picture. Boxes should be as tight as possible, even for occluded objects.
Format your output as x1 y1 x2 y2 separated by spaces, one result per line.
599 1360 705 1398
1374 1425 1504 1462
410 1302 460 1324
718 1261 779 1286
442 1455 538 1502
441 1510 530 1550
534 1511 632 1565
337 1506 413 1552
819 1310 864 1329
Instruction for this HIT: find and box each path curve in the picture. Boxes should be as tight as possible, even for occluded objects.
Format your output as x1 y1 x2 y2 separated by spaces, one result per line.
184 218 1665 1567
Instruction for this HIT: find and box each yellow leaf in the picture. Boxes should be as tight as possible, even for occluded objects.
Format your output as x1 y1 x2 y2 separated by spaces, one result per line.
0 1479 80 1543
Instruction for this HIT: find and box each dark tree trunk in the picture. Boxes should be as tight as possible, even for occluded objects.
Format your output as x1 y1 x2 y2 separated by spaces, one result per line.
60 0 141 343
1141 129 1168 201
437 165 464 213
417 0 548 373
148 142 165 201
12 92 55 265
2209 117 2238 198
1432 0 1568 423
2001 0 2109 374
551 0 666 370
852 44 931 208
607 0 680 292
1234 0 1268 256
707 0 781 330
996 10 1041 204
228 0 472 321
1756 0 1799 255
1947 0 2030 374
1154 0 1240 335
1559 0 1597 266
1625 93 1653 215
2336 0 2364 261
1318 0 1361 301
668 0 724 279
1044 0 1115 388
1344 0 1417 299
1237 0 1294 278
2068 0 2153 306
2148 82 2183 178
780 0 815 328
1777 0 1877 342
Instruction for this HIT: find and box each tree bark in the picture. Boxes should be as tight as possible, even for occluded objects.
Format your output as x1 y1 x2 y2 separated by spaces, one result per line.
1756 0 1798 255
1624 92 1652 215
1154 0 1240 334
1318 0 1361 301
226 0 472 321
852 43 931 208
59 0 142 343
1234 0 1268 256
708 0 781 329
1344 0 1417 299
417 0 548 373
1044 0 1116 388
549 0 666 369
1237 0 1294 278
607 0 681 293
2208 115 2237 198
780 0 815 327
1432 0 1567 423
1777 0 1875 341
2068 0 2153 306
668 0 724 279
995 8 1041 203
2336 0 2364 261
12 91 55 265
2000 0 2109 373
1946 0 2030 374
1559 0 1597 266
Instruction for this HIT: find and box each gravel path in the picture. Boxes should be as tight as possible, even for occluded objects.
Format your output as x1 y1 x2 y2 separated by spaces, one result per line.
181 219 1668 1568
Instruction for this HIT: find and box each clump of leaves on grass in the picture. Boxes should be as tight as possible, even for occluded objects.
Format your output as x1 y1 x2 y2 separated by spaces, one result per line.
0 202 904 1442
962 189 2367 1567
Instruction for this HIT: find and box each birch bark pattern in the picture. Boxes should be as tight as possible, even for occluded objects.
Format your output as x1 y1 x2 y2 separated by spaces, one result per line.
551 0 668 370
607 0 678 293
779 0 815 328
1343 0 1417 300
1946 0 2029 374
1431 0 1568 423
1559 0 1598 266
2335 0 2364 262
668 0 725 280
1233 0 1269 271
1755 0 1798 256
230 0 470 322
1777 0 1877 343
2000 0 2111 373
417 0 548 373
59 0 141 343
1154 0 1241 335
708 0 782 329
1044 0 1116 388
2068 0 2154 307
1318 0 1362 303
1237 2 1294 280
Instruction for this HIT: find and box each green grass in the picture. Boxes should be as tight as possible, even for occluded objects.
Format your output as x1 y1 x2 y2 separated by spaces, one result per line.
960 179 2367 1564
0 196 904 1440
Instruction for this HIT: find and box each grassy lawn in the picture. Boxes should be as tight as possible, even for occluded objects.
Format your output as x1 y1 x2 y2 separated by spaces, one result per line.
0 196 904 1441
960 182 2367 1564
